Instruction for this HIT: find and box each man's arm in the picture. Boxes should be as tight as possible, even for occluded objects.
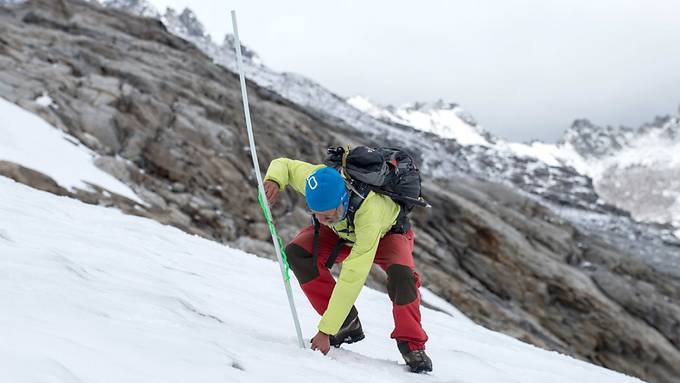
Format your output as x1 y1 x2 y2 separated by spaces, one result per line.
264 158 324 196
317 194 398 335
318 221 382 335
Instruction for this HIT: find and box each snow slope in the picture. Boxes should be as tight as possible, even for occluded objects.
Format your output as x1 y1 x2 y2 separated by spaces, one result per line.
0 176 642 383
0 96 142 203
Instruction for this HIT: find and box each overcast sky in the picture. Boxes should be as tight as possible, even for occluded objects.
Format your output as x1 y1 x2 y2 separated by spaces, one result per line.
148 0 680 142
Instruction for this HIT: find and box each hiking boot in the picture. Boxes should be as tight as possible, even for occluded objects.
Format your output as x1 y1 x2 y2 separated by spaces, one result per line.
329 308 365 347
397 340 433 373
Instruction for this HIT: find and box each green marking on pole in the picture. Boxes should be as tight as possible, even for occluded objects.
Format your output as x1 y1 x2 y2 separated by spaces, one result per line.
257 191 291 281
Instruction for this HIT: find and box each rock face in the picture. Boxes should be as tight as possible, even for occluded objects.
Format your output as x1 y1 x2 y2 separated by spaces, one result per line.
1 1 679 382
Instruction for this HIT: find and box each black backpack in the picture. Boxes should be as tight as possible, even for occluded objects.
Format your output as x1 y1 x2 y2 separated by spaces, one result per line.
311 145 429 270
324 145 429 234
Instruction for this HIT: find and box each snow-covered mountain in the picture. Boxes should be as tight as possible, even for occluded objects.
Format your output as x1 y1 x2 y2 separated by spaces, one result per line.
347 94 680 238
101 0 680 250
345 95 680 285
347 96 492 146
500 116 680 236
0 176 644 383
560 116 680 232
6 0 675 267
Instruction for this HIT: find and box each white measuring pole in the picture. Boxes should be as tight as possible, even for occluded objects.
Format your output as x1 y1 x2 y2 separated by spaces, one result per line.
230 10 305 349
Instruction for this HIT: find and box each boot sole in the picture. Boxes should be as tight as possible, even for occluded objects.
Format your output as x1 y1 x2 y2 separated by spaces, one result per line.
408 365 433 373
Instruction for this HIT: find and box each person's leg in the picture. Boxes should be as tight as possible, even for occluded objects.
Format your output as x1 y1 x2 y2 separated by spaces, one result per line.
285 224 351 316
373 229 429 351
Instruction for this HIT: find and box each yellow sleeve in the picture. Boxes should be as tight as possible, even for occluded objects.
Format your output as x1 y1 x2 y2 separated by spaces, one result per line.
263 158 324 195
317 194 398 335
318 222 381 335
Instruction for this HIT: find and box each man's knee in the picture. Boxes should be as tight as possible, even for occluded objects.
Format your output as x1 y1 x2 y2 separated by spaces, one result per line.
285 243 319 284
386 264 418 305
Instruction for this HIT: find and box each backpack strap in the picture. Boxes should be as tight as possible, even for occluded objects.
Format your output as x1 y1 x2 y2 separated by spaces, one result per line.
311 180 363 270
312 215 320 269
390 205 411 234
345 180 411 234
341 145 351 176
345 180 371 229
325 238 349 269
311 214 351 270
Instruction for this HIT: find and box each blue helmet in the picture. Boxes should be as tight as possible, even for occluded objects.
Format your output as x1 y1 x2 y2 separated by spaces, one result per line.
305 167 349 216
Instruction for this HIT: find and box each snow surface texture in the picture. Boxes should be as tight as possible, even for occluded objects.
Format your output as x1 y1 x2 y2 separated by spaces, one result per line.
0 176 642 383
0 96 142 203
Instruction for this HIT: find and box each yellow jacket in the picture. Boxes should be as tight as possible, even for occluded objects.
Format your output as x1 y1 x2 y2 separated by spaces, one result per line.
264 158 401 335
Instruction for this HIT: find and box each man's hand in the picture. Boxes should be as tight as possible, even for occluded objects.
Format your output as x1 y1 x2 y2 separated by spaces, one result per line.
263 180 280 206
310 331 331 355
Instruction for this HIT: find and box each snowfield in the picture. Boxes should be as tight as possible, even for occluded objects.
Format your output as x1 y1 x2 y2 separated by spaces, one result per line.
0 177 643 383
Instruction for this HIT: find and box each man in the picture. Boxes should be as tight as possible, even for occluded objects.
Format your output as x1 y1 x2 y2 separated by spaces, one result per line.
263 157 432 373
